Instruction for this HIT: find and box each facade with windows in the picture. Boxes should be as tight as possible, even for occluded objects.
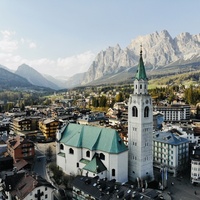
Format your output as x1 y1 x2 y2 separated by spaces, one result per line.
2 171 55 200
39 118 60 139
191 145 200 184
6 136 35 163
153 131 189 176
56 123 128 183
153 104 190 122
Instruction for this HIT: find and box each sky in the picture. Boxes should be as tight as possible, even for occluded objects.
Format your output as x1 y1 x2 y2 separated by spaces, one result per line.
0 0 199 78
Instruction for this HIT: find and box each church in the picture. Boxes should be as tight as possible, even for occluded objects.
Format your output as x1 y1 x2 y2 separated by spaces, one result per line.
56 47 154 183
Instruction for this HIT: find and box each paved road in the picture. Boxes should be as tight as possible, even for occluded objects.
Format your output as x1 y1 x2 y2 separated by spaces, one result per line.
163 172 200 200
33 154 47 179
33 142 56 179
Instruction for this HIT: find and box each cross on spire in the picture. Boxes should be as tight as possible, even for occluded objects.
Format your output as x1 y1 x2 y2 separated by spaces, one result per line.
135 45 147 81
140 44 142 57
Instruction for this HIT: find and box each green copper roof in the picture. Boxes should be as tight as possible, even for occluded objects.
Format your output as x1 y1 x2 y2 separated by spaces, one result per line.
60 123 128 154
135 48 147 80
83 154 107 173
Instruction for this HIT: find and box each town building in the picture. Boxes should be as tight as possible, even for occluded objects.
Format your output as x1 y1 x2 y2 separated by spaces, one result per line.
10 116 40 137
56 123 128 183
72 175 160 200
162 123 200 144
38 118 60 140
153 103 191 122
128 47 154 181
113 102 127 110
76 112 106 126
153 111 164 131
191 145 200 184
6 136 35 163
153 130 189 176
2 171 55 200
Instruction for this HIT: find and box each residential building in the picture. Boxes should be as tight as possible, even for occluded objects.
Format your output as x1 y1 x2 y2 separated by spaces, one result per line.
113 102 127 110
56 123 128 183
77 112 106 126
153 131 189 176
163 123 200 144
153 103 191 122
38 118 60 140
191 145 200 184
153 111 164 130
128 46 154 181
72 175 160 200
10 116 41 137
6 136 35 163
2 171 55 200
51 106 66 118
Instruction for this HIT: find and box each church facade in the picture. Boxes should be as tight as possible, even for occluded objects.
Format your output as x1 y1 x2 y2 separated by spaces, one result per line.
56 123 128 183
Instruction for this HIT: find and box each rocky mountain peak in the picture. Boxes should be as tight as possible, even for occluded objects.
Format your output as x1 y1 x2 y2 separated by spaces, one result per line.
81 30 200 86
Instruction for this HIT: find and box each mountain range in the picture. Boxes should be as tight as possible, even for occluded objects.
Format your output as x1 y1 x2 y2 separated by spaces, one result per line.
0 30 200 90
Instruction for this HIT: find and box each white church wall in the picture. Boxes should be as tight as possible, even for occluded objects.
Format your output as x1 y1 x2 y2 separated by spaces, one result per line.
108 151 128 183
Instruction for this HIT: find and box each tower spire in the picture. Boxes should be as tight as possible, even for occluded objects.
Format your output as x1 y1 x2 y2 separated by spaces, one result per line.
135 45 147 80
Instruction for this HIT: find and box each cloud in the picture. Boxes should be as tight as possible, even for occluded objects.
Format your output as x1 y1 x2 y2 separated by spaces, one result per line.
0 31 18 52
28 51 95 77
20 37 37 49
56 51 95 74
29 42 37 49
0 30 95 77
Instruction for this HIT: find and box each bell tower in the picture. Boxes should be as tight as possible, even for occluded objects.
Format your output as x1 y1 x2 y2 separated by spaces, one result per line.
128 45 154 182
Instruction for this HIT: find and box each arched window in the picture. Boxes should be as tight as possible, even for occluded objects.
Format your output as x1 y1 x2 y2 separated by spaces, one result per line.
100 153 105 160
60 144 64 150
144 106 149 118
86 150 90 158
132 106 138 117
69 148 74 154
112 169 115 176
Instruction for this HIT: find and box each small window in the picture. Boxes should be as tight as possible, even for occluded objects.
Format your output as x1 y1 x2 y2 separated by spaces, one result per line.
69 148 74 154
100 153 105 160
77 163 79 168
60 144 64 150
140 84 142 89
112 169 115 176
45 194 48 199
86 150 90 158
45 187 47 191
144 106 149 118
132 106 138 117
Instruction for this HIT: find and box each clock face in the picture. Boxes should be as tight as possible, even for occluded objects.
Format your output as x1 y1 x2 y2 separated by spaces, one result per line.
146 100 148 104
